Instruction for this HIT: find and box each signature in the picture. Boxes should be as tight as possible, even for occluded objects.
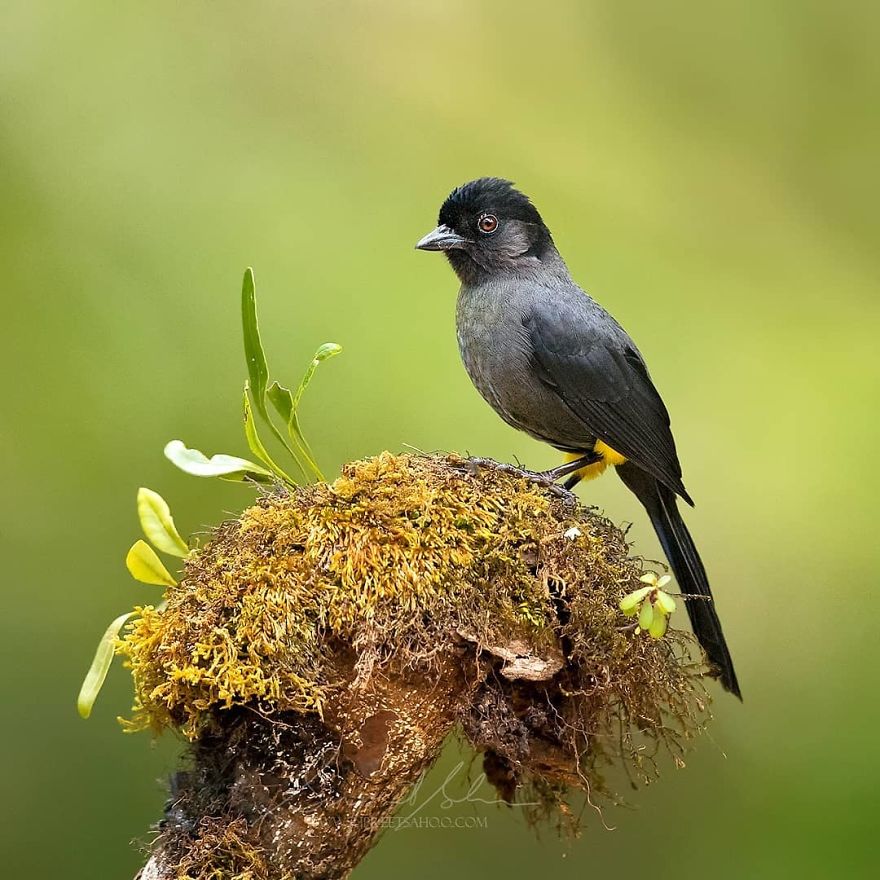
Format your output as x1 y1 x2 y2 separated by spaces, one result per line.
396 760 540 822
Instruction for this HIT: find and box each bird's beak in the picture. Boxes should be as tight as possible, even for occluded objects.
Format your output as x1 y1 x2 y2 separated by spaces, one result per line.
415 224 469 251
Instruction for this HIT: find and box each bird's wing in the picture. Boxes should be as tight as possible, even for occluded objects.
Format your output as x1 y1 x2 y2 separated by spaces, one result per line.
523 297 692 503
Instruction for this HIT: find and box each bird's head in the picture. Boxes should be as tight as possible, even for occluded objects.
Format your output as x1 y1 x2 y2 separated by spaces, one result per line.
416 178 554 283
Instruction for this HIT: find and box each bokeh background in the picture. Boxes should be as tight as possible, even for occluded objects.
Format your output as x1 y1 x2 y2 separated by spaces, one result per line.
3 1 878 877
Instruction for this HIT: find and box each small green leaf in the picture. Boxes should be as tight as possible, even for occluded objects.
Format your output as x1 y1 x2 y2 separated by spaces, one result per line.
164 439 274 481
269 378 319 481
313 342 343 363
619 586 651 615
638 599 654 631
293 342 343 411
287 342 343 482
77 611 135 718
126 540 178 586
655 590 677 615
267 380 293 423
648 612 669 639
137 488 188 557
242 267 269 420
266 381 313 483
243 384 294 484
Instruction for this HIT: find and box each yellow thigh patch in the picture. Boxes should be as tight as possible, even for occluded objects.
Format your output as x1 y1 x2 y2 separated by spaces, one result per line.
565 440 627 482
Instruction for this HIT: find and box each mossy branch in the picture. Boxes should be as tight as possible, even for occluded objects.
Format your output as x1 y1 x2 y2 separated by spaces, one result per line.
128 453 707 880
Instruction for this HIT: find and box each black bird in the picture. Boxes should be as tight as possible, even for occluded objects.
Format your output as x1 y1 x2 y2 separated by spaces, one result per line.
416 177 740 698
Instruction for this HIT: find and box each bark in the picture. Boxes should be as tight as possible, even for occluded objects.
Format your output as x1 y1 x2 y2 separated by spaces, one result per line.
139 652 485 879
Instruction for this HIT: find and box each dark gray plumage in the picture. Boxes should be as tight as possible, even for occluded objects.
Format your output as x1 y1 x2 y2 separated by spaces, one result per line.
416 177 740 698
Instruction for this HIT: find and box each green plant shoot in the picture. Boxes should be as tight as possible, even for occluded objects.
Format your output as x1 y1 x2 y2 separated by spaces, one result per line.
242 267 341 483
620 572 677 640
164 269 341 487
243 383 296 485
79 267 342 721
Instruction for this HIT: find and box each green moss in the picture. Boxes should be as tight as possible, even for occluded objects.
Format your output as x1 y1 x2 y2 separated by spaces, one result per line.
118 452 704 751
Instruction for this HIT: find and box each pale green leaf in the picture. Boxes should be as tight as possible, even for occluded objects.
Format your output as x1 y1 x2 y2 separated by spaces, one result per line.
164 439 274 481
655 590 677 615
77 611 135 718
125 540 178 586
648 612 669 639
638 599 654 630
137 487 188 557
619 586 651 615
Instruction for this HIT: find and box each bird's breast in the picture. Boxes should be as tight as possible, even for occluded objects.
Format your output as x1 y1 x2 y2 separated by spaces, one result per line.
456 285 530 400
455 283 591 449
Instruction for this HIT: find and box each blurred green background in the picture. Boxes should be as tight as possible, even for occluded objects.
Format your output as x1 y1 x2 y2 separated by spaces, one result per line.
3 1 878 877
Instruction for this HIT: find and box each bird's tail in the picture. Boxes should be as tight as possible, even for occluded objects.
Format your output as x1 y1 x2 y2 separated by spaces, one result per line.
617 462 741 699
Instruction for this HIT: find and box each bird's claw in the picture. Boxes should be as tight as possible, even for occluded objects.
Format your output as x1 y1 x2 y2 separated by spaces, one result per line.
458 457 579 506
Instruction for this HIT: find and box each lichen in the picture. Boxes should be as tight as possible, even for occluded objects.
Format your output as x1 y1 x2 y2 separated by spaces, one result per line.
118 452 706 767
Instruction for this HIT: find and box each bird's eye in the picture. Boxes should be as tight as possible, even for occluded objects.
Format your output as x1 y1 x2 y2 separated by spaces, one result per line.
477 214 498 234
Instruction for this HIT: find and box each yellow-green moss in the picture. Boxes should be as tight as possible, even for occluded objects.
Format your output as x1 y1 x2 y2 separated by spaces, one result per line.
118 452 703 742
168 817 268 880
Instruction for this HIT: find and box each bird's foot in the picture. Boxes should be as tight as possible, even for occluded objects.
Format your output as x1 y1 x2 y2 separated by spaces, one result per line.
539 451 602 482
459 457 584 506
